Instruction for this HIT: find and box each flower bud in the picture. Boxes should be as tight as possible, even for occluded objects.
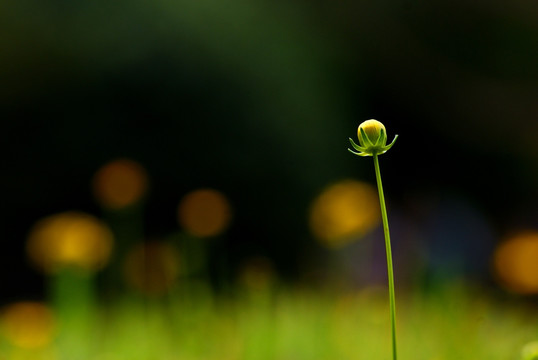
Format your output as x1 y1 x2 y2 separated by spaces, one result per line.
358 119 387 148
348 119 398 157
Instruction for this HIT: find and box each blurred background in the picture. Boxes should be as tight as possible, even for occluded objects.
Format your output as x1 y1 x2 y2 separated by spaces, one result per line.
0 0 538 358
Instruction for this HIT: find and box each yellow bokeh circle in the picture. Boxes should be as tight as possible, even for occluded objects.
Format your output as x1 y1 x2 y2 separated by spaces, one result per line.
178 188 232 237
26 212 114 274
92 159 148 209
493 231 538 294
309 179 380 248
1 302 56 348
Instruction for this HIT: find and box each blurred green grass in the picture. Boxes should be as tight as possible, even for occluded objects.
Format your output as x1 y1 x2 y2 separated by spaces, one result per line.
2 283 536 359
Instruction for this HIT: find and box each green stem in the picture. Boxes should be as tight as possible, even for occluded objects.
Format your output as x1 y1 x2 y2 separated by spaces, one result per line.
373 153 398 360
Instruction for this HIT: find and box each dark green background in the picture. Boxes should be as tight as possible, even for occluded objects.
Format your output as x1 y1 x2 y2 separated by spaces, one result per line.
1 0 537 300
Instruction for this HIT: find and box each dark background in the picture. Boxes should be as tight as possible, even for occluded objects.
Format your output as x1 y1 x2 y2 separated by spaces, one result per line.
1 0 537 300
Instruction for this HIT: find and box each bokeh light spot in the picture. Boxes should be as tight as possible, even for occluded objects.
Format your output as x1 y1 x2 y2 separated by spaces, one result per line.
123 241 180 297
92 159 148 209
309 179 380 248
26 212 114 274
1 302 55 349
522 341 538 360
493 231 538 294
178 188 232 237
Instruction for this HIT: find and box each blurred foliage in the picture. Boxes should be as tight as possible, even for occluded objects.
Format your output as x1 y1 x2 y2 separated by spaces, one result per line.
1 284 538 359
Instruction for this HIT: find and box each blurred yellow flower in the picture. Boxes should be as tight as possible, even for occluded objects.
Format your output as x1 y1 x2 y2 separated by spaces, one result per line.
1 302 56 349
493 231 538 294
178 188 232 237
92 158 148 209
27 212 114 274
309 179 380 248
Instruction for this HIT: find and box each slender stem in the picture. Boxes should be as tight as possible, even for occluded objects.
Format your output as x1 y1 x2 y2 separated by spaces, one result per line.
373 153 398 360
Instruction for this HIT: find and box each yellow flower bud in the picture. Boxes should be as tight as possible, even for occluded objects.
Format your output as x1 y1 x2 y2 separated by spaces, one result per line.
348 119 398 157
358 119 386 148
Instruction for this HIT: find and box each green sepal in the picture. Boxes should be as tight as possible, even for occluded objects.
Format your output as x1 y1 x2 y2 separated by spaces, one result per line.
375 128 387 147
359 127 374 148
348 148 371 157
376 135 398 155
384 134 398 151
349 138 366 152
